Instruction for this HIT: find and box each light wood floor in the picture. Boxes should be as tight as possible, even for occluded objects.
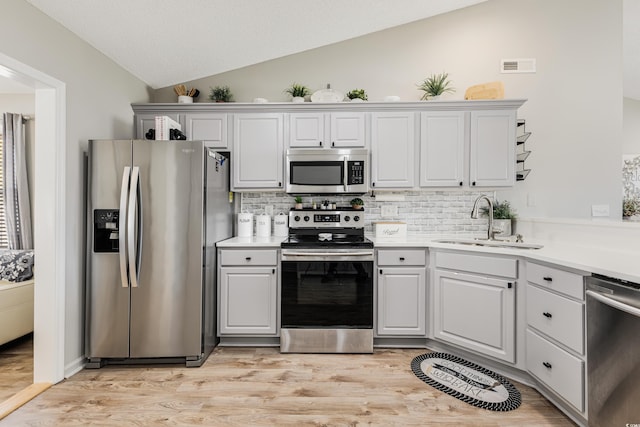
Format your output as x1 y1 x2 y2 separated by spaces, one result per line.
2 347 575 426
0 334 33 403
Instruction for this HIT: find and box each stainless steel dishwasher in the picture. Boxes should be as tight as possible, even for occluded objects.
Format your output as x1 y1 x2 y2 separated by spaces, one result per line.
586 274 640 426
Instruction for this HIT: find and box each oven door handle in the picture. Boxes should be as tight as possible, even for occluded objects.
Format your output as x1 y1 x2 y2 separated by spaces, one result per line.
586 290 640 318
282 251 373 257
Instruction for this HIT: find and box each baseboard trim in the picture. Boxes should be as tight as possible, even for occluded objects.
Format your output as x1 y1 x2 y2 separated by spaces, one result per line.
0 382 51 420
64 356 85 378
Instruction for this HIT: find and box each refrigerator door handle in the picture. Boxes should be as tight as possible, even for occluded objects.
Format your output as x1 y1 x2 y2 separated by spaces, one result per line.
119 167 131 288
128 166 142 288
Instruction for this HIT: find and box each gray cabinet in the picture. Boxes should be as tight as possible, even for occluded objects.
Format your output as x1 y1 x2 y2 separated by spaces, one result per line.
218 249 278 336
183 113 228 148
135 112 181 140
376 249 426 336
419 111 465 187
524 261 587 414
371 112 416 189
232 113 284 190
469 109 516 187
288 112 366 148
432 251 517 363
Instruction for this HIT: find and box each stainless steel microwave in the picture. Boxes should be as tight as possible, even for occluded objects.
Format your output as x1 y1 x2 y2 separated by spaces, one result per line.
285 148 369 194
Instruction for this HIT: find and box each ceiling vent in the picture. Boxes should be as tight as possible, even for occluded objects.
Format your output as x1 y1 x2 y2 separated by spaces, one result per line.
501 58 536 73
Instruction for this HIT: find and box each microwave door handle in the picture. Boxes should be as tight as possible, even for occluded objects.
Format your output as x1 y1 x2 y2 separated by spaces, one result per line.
343 157 348 192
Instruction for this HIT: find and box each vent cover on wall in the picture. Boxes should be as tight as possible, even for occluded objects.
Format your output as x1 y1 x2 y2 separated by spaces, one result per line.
501 58 536 73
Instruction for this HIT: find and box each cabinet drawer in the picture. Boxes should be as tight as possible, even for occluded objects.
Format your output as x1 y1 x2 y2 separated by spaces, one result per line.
526 262 584 300
526 284 584 354
377 249 426 266
526 329 584 412
220 250 278 266
435 251 517 278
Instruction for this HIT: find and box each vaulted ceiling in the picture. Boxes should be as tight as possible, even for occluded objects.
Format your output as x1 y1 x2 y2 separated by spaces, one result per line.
3 0 639 99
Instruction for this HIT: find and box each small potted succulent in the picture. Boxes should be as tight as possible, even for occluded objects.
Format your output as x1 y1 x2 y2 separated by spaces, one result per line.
481 199 517 237
294 196 303 210
284 83 310 103
209 85 233 102
346 89 368 102
350 197 364 209
417 72 455 100
623 197 640 221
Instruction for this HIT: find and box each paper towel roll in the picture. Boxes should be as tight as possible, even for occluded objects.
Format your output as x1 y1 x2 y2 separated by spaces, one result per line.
256 214 271 237
237 212 253 237
273 213 288 236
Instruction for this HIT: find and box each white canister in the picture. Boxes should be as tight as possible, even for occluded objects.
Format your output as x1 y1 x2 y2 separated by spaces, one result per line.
256 214 271 237
237 212 253 237
273 213 289 236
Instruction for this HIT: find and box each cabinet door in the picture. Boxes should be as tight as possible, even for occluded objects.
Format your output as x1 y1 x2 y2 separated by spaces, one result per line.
232 113 284 190
219 266 278 335
377 267 426 336
371 112 416 188
289 113 325 148
184 113 227 148
135 113 181 140
433 269 515 362
330 112 366 147
419 111 465 187
469 110 516 187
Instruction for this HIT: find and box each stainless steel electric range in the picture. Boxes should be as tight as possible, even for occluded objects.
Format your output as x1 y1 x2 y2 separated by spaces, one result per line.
280 208 374 353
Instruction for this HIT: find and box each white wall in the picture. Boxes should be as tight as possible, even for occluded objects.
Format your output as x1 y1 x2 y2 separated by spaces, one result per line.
155 0 623 220
624 97 640 154
0 0 150 374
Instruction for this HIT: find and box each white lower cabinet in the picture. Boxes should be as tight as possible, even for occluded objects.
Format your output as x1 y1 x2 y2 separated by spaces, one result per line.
432 251 517 363
526 329 584 412
376 249 426 336
218 249 278 335
525 261 587 414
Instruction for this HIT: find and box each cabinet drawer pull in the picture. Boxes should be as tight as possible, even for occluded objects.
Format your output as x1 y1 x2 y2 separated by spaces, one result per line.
543 276 553 282
471 181 476 186
379 269 383 275
272 269 275 274
332 141 335 147
319 141 322 146
399 257 405 261
543 312 553 318
542 362 552 369
245 257 252 261
507 282 513 289
459 181 463 186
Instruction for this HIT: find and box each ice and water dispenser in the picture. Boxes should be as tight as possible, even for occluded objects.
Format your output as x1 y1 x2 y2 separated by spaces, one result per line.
93 209 120 252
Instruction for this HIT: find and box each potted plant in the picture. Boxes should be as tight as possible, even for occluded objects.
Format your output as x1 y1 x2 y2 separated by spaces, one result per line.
346 89 368 102
284 83 310 103
481 199 517 237
350 197 364 209
623 197 640 221
294 196 303 210
209 85 233 102
418 72 455 100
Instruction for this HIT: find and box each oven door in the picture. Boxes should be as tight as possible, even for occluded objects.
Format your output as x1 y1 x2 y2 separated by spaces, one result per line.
280 250 374 329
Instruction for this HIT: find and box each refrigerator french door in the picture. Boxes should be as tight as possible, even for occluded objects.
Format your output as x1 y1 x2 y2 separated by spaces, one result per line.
86 139 229 366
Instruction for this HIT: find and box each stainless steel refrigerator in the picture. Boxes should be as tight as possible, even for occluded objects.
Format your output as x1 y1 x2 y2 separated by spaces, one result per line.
85 139 233 367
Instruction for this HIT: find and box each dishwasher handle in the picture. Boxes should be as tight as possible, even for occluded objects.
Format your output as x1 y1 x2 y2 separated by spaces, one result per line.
587 290 640 319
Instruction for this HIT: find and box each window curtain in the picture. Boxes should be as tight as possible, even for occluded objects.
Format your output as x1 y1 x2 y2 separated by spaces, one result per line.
2 113 33 249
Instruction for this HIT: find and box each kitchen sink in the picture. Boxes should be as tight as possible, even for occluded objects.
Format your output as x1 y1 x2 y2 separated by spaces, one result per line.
432 238 544 250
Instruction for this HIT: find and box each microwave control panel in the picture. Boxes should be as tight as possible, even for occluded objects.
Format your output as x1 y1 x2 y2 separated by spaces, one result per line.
347 161 364 185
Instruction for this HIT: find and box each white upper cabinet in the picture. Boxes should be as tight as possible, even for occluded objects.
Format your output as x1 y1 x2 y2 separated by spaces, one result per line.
183 113 228 148
469 110 516 187
419 111 465 187
232 113 284 190
289 112 366 148
371 112 416 189
330 112 366 148
289 113 325 148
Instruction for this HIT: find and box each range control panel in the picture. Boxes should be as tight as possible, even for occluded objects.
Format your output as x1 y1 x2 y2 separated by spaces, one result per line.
289 208 364 229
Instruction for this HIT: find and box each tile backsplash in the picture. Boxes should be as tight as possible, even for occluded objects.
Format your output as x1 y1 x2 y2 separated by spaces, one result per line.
240 191 491 236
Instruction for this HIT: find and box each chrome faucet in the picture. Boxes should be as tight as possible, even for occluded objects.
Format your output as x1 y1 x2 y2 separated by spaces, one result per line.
471 195 494 240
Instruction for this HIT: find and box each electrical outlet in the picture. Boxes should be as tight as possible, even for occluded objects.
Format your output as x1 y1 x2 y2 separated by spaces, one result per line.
381 205 398 217
591 204 610 217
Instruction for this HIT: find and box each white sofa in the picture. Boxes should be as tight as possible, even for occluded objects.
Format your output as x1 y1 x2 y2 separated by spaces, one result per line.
0 249 35 346
0 279 34 346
